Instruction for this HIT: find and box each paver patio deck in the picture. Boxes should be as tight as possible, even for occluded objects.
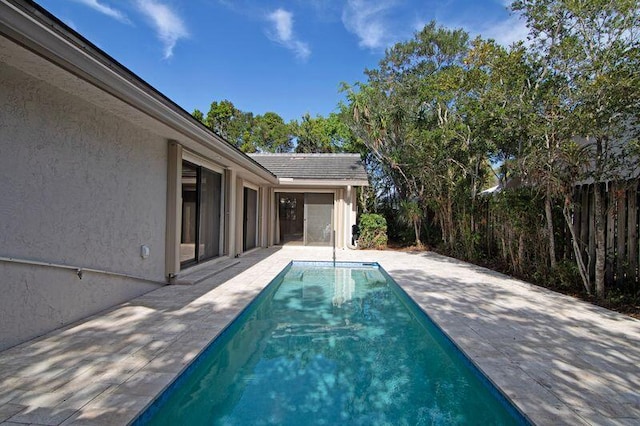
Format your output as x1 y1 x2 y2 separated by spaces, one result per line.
1 246 639 425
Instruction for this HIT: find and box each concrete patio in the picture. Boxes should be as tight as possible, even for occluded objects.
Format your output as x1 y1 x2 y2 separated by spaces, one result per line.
1 246 639 425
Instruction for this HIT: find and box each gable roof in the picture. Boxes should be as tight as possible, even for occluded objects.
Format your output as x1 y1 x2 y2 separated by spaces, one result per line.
249 153 368 183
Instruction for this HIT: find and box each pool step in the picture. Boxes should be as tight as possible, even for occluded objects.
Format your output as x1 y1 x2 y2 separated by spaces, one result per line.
171 258 241 285
289 270 305 281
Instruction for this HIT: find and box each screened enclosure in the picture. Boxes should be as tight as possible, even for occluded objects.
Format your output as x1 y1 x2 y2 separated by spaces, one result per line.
304 193 334 246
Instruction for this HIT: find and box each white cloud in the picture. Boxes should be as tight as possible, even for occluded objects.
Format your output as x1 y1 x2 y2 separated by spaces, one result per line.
270 9 293 41
440 11 529 47
136 0 188 59
341 0 398 50
266 9 311 61
480 14 529 46
71 0 130 24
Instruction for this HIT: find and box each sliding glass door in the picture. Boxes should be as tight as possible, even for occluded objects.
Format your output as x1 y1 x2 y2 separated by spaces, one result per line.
304 193 334 246
278 193 304 244
181 161 222 267
277 192 334 246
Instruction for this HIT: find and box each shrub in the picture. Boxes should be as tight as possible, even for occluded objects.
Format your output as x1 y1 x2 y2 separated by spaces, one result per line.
358 213 388 249
549 259 582 291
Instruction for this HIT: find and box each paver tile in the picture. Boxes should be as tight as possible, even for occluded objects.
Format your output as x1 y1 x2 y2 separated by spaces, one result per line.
117 371 176 397
60 408 141 426
0 404 26 423
1 247 639 425
7 406 77 425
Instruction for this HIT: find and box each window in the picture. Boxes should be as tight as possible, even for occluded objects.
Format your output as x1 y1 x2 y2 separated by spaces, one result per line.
181 161 222 267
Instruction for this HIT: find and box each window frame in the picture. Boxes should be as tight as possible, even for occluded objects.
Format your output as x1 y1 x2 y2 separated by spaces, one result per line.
180 158 224 269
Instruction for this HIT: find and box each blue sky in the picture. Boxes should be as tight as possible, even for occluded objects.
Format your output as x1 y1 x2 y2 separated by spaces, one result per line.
35 0 528 123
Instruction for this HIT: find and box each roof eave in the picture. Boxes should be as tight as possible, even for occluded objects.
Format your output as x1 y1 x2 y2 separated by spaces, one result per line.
277 178 369 187
0 0 277 184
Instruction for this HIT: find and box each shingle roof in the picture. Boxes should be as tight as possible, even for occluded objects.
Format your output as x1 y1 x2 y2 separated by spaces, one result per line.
248 153 368 181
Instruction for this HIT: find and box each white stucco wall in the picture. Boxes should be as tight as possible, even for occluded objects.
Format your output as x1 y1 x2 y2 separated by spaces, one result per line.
0 61 167 350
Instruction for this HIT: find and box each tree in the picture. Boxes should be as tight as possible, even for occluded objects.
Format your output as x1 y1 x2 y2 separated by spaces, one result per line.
464 38 578 277
512 0 640 297
250 112 293 153
192 108 205 123
199 100 258 152
342 22 498 252
205 100 237 139
399 200 423 247
291 113 354 153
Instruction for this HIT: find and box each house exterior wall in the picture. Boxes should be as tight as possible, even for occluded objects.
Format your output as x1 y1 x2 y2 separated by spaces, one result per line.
0 61 166 350
0 1 365 351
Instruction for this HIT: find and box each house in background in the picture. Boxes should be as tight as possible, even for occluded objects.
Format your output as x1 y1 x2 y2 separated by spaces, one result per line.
250 154 368 249
0 0 367 351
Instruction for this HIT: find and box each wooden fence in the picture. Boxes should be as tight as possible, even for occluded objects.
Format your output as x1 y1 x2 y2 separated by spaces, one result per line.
572 179 639 290
476 178 639 291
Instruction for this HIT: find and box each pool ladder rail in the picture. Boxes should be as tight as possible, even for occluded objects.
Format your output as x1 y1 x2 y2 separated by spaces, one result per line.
333 230 336 265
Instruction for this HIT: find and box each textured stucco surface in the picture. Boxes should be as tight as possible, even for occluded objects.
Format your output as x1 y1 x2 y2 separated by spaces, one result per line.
0 61 167 350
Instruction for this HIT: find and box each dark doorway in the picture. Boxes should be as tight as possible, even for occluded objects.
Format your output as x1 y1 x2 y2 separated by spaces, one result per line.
278 193 304 244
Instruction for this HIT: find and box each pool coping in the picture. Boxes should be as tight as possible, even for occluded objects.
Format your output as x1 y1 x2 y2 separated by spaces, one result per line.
133 260 530 425
1 247 639 425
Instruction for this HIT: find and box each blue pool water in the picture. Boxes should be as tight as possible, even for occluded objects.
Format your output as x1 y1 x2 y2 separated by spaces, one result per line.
135 262 529 425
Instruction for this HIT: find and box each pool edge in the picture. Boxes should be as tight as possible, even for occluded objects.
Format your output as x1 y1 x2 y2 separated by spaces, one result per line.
131 260 532 425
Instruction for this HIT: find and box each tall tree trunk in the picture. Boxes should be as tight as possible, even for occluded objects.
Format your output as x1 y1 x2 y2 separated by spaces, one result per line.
563 196 591 294
517 232 525 274
593 183 606 298
507 229 517 272
446 194 454 248
544 194 557 269
500 235 508 264
438 206 446 245
413 220 422 247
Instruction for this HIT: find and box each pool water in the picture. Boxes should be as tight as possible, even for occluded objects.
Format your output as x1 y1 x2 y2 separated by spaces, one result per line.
135 262 529 425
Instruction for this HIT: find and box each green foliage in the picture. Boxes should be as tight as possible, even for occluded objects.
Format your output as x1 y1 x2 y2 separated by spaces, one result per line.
342 21 494 252
358 214 388 249
192 108 205 123
290 113 355 153
341 1 639 298
399 200 423 247
206 100 236 138
195 100 361 155
250 112 293 153
193 0 640 299
549 260 582 291
492 188 543 232
202 99 257 152
376 202 416 246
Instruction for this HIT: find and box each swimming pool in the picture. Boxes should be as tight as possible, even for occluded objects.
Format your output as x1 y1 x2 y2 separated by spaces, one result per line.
134 261 529 425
